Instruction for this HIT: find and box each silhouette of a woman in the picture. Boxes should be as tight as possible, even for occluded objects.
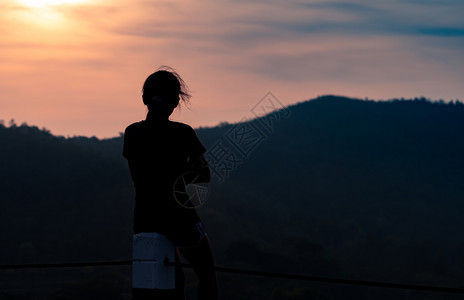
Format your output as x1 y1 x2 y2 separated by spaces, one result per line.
123 67 217 299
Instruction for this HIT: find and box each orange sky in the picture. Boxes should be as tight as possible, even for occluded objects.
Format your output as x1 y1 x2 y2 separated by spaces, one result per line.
1 0 463 138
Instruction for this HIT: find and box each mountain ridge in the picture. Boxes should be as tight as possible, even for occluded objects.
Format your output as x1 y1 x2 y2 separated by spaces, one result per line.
1 95 463 299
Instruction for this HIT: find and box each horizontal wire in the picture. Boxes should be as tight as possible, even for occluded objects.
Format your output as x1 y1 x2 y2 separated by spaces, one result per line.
0 261 132 269
164 260 464 294
1 259 463 294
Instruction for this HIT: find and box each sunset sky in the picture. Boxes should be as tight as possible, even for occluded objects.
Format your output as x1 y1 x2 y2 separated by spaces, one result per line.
1 0 463 138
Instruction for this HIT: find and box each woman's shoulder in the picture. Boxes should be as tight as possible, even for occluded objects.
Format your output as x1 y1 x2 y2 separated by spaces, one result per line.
124 120 194 135
124 120 146 134
168 121 194 131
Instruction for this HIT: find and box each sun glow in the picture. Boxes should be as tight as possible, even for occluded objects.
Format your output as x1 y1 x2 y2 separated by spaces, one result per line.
17 0 90 7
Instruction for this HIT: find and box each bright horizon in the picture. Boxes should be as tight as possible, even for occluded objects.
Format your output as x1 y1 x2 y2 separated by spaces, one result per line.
1 0 463 138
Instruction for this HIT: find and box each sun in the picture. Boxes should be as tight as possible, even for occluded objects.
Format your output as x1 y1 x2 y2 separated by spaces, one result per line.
17 0 89 7
15 0 93 26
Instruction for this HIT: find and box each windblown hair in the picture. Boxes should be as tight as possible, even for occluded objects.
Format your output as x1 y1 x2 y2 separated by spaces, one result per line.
142 66 191 109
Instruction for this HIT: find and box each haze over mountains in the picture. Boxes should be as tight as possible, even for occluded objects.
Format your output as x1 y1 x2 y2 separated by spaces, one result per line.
1 96 463 299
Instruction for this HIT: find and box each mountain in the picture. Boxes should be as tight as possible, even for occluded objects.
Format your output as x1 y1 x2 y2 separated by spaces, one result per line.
1 96 463 299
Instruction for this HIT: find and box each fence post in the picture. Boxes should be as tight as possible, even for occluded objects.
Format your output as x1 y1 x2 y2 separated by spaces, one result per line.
132 232 178 299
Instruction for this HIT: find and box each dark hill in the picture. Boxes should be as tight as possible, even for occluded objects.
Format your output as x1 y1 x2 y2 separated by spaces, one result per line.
1 96 463 299
193 96 464 299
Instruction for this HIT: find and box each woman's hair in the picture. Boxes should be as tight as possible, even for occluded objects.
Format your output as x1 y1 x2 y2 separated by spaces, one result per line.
142 66 191 110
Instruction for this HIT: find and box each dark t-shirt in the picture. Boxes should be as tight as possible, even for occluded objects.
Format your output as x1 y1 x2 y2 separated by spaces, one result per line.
123 119 206 239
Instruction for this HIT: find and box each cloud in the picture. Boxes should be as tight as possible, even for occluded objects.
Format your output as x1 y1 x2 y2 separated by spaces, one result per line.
418 27 464 37
1 0 464 137
299 1 382 14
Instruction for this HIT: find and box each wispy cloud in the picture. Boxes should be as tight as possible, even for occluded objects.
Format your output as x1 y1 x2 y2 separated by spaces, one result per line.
418 27 464 37
1 0 463 137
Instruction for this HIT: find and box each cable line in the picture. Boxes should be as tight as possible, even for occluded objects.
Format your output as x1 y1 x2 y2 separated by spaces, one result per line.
0 260 131 269
1 259 463 294
164 259 464 294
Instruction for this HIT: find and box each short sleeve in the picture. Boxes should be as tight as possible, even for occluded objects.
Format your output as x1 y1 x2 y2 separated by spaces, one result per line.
188 126 206 157
122 126 133 159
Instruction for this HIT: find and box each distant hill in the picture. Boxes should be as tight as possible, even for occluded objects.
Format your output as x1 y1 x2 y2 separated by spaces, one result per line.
1 96 463 300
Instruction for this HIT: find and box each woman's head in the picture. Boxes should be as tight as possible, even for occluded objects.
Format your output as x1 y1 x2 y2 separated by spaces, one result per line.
142 66 191 117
